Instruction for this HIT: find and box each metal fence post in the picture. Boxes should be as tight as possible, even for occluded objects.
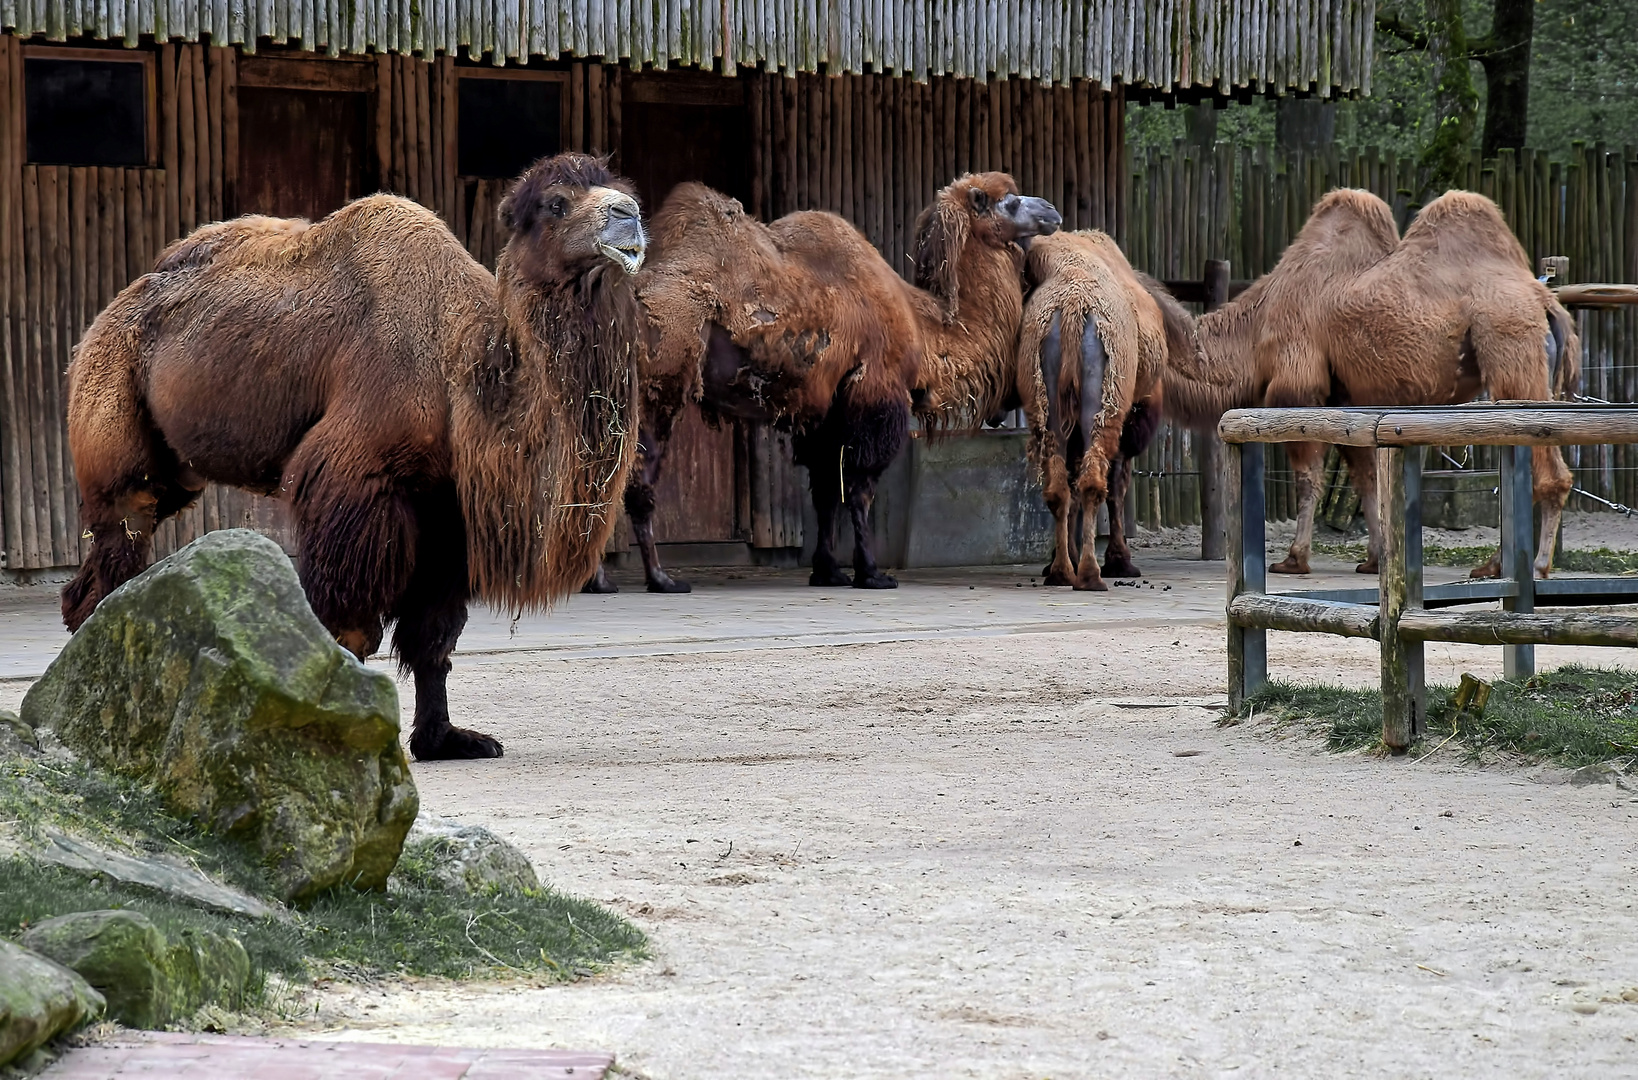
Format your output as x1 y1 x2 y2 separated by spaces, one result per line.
1227 440 1267 710
1501 444 1536 679
1198 260 1231 562
1379 447 1426 750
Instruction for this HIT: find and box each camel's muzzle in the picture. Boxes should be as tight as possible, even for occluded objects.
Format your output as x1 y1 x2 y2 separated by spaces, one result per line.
1000 194 1062 250
597 193 648 275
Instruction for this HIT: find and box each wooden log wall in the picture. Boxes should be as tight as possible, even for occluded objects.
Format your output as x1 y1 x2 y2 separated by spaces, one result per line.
748 72 1125 276
4 0 1376 100
1126 140 1638 530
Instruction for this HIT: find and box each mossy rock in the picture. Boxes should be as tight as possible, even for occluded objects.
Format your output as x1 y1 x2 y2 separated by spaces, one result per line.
0 939 104 1066
20 910 249 1030
21 530 419 903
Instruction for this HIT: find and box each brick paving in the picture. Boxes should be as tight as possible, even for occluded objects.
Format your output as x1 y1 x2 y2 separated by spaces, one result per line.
40 1032 614 1079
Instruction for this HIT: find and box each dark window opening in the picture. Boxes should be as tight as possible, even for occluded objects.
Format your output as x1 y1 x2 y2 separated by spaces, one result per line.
25 57 148 166
458 77 562 179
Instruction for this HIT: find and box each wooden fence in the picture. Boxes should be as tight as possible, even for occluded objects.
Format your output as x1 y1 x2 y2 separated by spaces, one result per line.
1126 140 1638 531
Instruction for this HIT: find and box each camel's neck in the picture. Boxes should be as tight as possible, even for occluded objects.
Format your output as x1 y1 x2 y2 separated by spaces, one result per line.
1162 294 1266 427
910 242 1026 426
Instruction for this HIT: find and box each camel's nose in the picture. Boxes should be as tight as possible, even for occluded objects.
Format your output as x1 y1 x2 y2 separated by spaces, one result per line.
1019 196 1062 236
596 191 648 273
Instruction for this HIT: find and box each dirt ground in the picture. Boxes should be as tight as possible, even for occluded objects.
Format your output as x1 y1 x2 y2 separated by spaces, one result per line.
295 628 1635 1079
4 515 1637 1078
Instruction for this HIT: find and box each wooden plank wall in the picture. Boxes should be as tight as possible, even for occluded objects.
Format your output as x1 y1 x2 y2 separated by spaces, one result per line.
1125 140 1638 529
4 0 1375 99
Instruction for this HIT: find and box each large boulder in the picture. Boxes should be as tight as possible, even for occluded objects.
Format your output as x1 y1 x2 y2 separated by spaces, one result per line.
21 530 418 903
0 939 104 1066
20 910 249 1030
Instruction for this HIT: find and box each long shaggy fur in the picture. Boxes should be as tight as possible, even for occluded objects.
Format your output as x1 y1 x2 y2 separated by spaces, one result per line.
1016 231 1193 588
1164 186 1579 575
65 156 639 629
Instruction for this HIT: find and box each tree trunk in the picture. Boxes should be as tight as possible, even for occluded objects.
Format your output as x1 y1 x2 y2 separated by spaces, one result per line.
1420 0 1479 192
1478 0 1535 155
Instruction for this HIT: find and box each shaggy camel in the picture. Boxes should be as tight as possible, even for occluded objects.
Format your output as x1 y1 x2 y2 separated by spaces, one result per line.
1014 231 1193 590
1164 188 1579 577
62 153 644 760
584 172 1060 592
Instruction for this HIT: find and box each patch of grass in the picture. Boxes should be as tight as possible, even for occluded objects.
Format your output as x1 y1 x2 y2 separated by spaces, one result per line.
1236 665 1638 765
1313 540 1638 575
0 756 647 987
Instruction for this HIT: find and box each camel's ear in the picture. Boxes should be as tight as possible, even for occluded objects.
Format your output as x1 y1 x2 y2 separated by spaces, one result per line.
913 198 969 317
498 180 533 235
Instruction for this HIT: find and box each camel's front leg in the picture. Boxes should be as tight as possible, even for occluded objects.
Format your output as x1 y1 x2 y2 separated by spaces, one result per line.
1101 455 1141 578
1340 444 1381 574
796 429 851 586
846 468 897 589
1270 440 1323 574
625 421 692 594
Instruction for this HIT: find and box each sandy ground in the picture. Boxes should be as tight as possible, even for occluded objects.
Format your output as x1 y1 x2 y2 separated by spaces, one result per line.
4 520 1637 1079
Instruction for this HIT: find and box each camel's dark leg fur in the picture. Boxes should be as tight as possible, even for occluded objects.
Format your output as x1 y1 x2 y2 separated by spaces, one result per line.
1102 400 1159 580
393 482 499 761
839 398 907 590
799 429 852 586
620 421 691 594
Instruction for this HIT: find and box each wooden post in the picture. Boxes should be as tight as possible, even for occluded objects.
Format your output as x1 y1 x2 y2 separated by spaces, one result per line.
1227 440 1267 710
1198 258 1230 561
1379 446 1425 751
1501 444 1536 679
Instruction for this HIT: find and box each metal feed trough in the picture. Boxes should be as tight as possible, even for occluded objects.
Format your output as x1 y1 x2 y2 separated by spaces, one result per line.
1220 404 1638 752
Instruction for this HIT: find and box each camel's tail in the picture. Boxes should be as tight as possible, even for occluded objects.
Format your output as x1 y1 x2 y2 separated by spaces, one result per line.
1547 300 1581 401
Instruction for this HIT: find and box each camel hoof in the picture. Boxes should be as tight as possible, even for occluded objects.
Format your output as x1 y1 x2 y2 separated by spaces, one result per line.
1469 556 1502 580
1269 558 1310 575
581 574 619 594
1354 559 1378 575
646 576 692 593
809 566 853 587
411 724 504 761
1073 576 1109 592
1101 560 1141 579
1042 569 1076 587
854 571 898 590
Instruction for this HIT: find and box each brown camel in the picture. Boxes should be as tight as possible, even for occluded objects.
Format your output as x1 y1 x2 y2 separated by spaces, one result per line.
62 153 644 760
1164 188 1580 578
583 172 1060 593
1014 231 1194 590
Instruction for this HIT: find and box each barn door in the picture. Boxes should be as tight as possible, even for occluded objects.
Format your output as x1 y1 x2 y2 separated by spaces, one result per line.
622 73 754 546
235 55 375 219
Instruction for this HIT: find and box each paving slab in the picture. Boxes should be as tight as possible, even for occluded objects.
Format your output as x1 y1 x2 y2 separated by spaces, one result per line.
40 1031 613 1079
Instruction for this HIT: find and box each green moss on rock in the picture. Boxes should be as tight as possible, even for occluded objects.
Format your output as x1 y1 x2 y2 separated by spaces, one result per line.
20 531 418 903
20 909 249 1030
0 939 104 1065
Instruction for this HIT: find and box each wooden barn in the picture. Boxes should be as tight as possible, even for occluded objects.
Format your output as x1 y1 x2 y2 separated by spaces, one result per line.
0 1 1374 577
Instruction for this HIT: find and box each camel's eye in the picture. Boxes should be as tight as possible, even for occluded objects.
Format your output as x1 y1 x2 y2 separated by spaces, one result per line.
546 196 569 219
970 189 991 213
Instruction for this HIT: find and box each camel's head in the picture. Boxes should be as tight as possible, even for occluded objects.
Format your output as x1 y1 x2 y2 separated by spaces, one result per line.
951 172 1062 252
498 153 647 281
913 172 1061 315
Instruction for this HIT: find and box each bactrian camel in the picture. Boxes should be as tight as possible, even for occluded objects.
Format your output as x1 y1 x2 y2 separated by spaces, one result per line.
584 172 1060 593
62 153 644 760
1015 231 1194 590
1164 188 1579 578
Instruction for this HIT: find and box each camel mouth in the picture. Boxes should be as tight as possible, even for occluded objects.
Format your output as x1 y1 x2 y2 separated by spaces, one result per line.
598 242 647 275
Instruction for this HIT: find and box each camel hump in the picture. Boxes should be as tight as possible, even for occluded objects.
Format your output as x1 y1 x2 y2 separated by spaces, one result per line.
1403 189 1529 265
154 215 311 272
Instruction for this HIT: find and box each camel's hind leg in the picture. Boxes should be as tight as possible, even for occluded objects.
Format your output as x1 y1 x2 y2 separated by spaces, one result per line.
61 353 203 631
1340 444 1382 574
1071 323 1114 592
393 481 499 761
1102 399 1160 579
1035 312 1078 586
1270 441 1324 575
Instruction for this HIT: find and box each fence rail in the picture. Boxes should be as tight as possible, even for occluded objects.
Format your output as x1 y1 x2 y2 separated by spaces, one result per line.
1127 141 1638 535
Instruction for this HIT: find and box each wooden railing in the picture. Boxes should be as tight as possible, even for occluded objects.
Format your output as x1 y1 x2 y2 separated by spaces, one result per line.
1220 404 1638 753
